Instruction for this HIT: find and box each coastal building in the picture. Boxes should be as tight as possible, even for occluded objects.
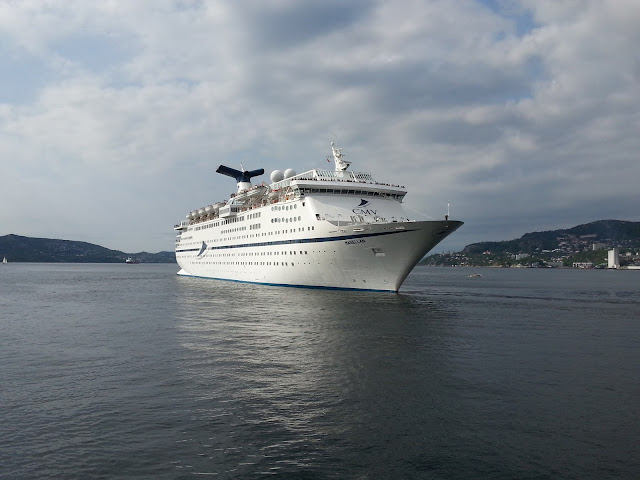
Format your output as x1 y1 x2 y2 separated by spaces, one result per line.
573 262 594 269
592 243 607 251
608 248 620 269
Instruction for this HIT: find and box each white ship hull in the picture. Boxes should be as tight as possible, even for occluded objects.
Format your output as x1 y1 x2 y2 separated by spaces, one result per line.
177 219 461 292
174 144 462 292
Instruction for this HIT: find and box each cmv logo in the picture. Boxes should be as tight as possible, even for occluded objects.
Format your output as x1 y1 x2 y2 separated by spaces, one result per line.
196 241 208 257
353 199 377 216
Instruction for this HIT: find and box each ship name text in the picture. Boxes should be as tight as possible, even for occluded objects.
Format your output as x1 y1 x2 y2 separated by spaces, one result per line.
352 208 377 216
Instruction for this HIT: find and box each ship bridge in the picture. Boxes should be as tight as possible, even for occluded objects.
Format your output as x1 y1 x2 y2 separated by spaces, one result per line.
271 168 407 203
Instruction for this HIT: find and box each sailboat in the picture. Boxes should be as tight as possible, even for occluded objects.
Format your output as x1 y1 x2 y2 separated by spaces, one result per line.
2 257 7 264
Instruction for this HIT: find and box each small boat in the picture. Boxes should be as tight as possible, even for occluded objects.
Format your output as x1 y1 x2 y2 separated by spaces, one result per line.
125 257 140 264
2 257 7 264
468 273 482 278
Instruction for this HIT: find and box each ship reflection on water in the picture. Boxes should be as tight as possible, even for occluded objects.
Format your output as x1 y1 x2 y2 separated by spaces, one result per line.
172 275 457 450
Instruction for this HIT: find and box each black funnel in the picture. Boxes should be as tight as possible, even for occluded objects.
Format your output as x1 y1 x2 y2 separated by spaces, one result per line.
216 165 264 183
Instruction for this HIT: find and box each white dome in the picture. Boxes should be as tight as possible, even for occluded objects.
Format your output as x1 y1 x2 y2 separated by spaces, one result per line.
284 168 297 179
270 170 284 183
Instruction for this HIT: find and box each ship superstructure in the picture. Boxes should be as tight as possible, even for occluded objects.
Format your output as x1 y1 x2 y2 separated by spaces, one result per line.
174 143 462 292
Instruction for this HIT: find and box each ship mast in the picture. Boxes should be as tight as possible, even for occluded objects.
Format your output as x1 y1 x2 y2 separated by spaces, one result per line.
331 142 351 171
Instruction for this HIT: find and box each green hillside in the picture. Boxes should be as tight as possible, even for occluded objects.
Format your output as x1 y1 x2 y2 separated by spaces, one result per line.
423 220 640 267
0 234 175 263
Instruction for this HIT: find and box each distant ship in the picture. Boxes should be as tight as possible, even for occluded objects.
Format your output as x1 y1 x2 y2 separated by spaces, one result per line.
173 143 463 292
2 256 7 264
125 257 140 264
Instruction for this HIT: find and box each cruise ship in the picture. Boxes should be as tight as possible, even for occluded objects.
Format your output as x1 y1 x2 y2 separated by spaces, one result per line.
174 143 463 292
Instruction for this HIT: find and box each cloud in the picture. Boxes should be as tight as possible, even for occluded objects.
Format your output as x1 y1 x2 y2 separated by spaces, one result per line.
0 0 639 254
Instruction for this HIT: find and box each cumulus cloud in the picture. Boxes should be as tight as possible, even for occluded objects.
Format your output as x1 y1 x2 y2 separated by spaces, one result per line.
0 0 639 252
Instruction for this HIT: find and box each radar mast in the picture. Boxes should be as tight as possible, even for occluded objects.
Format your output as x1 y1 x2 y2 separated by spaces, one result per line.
331 142 351 171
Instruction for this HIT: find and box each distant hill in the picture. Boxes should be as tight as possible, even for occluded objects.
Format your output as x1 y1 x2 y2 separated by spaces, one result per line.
422 220 640 267
0 234 175 263
461 220 640 255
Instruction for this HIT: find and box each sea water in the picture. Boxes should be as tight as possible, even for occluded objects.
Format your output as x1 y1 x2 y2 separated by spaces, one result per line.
1 264 639 479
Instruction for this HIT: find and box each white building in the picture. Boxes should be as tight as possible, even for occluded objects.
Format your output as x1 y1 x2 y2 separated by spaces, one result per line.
573 262 594 269
608 248 620 269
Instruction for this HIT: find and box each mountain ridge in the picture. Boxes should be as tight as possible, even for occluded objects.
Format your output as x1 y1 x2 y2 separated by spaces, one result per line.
422 219 640 267
0 234 174 263
461 219 640 255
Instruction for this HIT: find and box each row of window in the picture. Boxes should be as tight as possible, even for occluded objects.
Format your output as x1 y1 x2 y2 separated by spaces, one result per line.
222 226 247 234
179 226 318 249
191 204 278 232
191 261 297 266
210 226 315 244
271 204 298 211
209 250 309 257
299 187 403 200
271 216 302 223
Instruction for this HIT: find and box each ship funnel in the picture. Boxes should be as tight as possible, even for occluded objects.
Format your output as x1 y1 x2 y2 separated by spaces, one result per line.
216 165 265 193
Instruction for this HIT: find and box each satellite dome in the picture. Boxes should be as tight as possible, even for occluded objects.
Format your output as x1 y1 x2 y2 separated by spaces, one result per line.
270 170 284 183
284 168 297 179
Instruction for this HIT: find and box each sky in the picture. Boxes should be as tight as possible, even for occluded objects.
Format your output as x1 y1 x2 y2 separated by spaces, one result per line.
1 0 639 254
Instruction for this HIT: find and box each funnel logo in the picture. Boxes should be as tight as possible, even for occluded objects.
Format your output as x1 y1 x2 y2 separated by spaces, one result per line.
353 199 376 216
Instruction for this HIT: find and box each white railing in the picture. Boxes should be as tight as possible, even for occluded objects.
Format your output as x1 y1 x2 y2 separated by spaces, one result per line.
270 169 376 190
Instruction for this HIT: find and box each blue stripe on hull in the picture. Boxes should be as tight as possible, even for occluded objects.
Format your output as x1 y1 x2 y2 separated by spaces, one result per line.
176 272 398 293
176 228 414 253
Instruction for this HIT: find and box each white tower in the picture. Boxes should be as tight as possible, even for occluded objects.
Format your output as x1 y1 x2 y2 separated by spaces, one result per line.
608 248 620 269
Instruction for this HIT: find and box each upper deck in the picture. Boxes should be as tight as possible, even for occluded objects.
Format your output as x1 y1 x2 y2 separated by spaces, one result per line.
270 168 404 193
175 143 407 229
